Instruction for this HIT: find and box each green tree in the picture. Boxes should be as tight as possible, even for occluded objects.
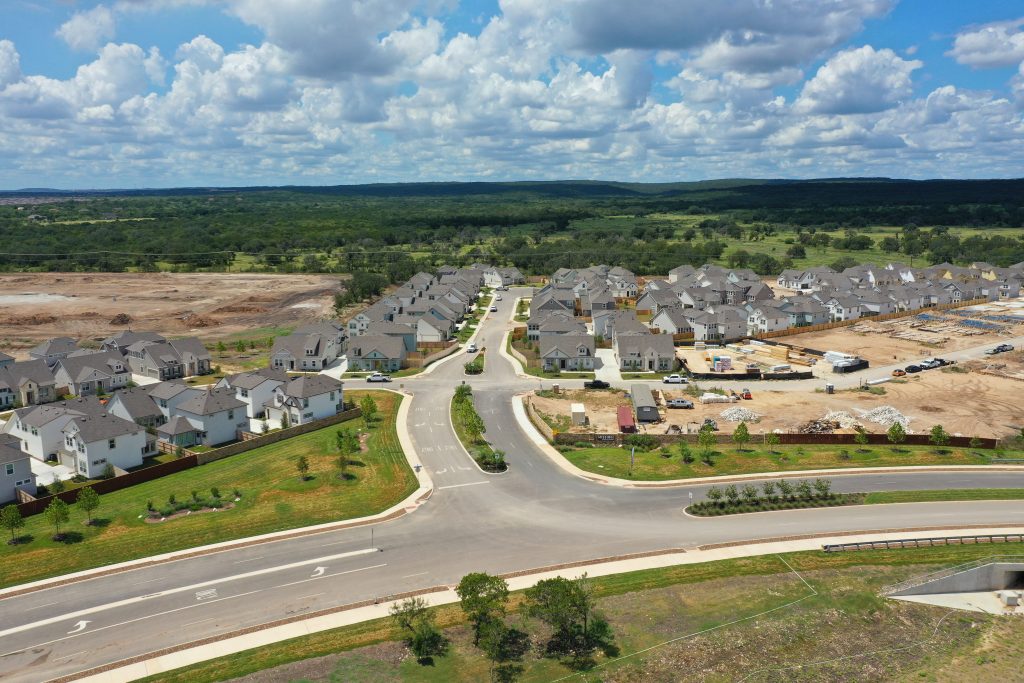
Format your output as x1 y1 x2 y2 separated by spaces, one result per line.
335 429 359 479
359 395 378 424
456 572 510 645
216 341 226 352
777 479 794 499
454 383 472 402
741 484 759 505
525 574 615 666
761 480 777 500
479 619 530 683
678 440 693 464
1 504 25 542
49 479 66 494
853 427 869 451
886 421 906 450
76 486 101 524
813 478 832 499
706 486 723 506
698 426 716 464
732 422 750 450
796 479 813 499
390 597 448 664
44 498 70 538
929 424 950 451
723 484 740 506
764 431 780 454
296 455 310 480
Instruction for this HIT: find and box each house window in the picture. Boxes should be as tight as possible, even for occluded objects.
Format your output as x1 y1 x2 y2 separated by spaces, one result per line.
4 464 12 476
228 410 234 420
78 460 87 474
329 392 335 401
302 398 309 408
240 389 249 398
108 438 116 449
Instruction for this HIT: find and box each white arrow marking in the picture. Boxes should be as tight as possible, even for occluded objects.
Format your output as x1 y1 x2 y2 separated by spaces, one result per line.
310 566 326 578
66 621 90 635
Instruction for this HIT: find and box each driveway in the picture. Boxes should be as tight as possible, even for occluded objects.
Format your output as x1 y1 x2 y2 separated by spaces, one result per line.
594 348 621 383
319 356 347 379
29 458 73 486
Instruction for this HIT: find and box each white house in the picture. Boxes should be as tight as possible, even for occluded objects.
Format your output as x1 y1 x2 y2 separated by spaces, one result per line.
61 413 151 479
216 369 288 419
146 382 203 421
52 351 131 397
158 388 247 447
264 375 344 426
0 435 36 504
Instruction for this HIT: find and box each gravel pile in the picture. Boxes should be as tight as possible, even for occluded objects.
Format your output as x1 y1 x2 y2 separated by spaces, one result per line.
799 419 839 434
720 407 761 422
859 406 910 428
823 410 863 429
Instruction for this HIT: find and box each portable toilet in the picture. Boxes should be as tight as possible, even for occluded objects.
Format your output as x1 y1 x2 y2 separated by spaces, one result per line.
571 403 586 427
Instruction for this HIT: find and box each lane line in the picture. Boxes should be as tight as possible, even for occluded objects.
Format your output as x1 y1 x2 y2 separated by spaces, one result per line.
133 578 163 586
183 617 216 627
53 650 87 662
232 556 265 564
273 564 387 590
0 548 380 640
402 572 428 578
297 593 324 601
437 481 491 490
23 601 58 612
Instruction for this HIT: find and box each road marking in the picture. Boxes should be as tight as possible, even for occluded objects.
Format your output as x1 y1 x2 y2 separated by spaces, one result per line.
232 556 265 564
297 593 324 601
438 481 491 490
133 577 163 586
402 572 428 578
23 601 58 611
195 589 218 601
0 547 381 640
66 621 90 634
183 617 216 627
273 563 387 590
310 566 326 578
53 650 87 662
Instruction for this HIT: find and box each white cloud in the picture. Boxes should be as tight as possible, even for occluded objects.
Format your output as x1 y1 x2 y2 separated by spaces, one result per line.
56 6 117 53
0 40 21 88
948 18 1024 68
795 45 921 115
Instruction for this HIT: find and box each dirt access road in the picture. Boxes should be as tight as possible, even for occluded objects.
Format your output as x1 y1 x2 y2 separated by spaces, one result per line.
0 272 342 356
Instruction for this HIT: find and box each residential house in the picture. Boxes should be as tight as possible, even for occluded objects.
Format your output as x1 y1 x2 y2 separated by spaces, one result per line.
483 266 525 288
686 306 749 343
538 335 596 372
125 338 212 380
824 296 863 322
781 298 829 327
61 413 151 479
158 388 247 447
264 375 344 426
101 330 166 354
106 387 165 428
216 368 288 419
0 434 36 503
747 303 791 335
649 307 692 336
146 381 203 421
0 360 58 407
52 351 131 397
270 329 342 372
667 265 696 283
28 337 81 367
1 398 108 461
364 321 418 352
636 288 681 315
347 300 394 336
347 334 407 372
614 333 677 372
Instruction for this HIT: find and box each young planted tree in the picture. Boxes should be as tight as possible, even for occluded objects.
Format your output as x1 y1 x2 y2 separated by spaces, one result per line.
764 431 780 454
776 479 794 500
335 428 360 479
296 455 310 481
741 484 759 505
677 440 693 464
456 572 510 645
45 498 71 539
723 484 740 506
698 426 716 465
390 597 449 664
1 504 25 543
929 424 951 452
886 421 906 450
761 480 777 501
359 395 378 424
732 422 750 451
76 486 101 525
813 478 832 499
796 479 813 499
479 620 530 683
853 427 869 452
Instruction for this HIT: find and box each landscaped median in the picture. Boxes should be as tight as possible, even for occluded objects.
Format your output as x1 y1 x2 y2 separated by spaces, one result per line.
450 385 507 472
0 390 417 589
137 542 1024 683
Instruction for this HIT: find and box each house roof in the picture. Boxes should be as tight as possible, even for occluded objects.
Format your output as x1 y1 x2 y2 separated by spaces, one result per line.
281 374 343 399
145 381 195 401
102 330 165 348
65 413 141 442
349 334 406 360
365 321 416 336
109 388 163 420
55 351 127 384
13 397 107 427
0 440 28 466
176 388 245 416
539 334 595 357
29 337 79 358
169 337 211 361
0 359 57 390
222 368 289 390
157 415 199 436
616 333 675 356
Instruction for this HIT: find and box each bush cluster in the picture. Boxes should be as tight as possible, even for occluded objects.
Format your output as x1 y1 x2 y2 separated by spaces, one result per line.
147 487 238 519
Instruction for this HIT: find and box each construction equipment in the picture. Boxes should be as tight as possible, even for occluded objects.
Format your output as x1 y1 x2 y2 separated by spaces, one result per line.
741 388 752 400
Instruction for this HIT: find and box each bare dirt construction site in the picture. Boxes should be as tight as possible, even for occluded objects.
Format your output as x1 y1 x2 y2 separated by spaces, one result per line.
534 369 1023 439
0 272 341 356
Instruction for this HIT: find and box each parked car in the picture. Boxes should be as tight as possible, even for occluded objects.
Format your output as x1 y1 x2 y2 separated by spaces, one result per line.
366 372 392 382
489 305 498 312
662 374 688 384
495 294 502 301
986 344 1014 355
919 359 940 370
583 379 610 389
892 369 906 377
466 343 478 353
666 398 694 409
904 364 922 373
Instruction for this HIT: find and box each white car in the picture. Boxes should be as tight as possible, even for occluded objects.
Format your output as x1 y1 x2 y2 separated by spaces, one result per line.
467 343 478 353
366 372 392 383
489 305 498 312
662 374 688 384
495 294 502 301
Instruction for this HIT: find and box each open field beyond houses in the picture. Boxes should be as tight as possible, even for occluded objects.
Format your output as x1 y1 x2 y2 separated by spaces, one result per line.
0 391 415 589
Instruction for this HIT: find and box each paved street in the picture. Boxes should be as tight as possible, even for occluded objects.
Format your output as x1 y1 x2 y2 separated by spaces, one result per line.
1 287 1023 682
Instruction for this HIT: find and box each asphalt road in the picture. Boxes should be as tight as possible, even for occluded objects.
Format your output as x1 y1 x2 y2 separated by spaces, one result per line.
2 288 1023 682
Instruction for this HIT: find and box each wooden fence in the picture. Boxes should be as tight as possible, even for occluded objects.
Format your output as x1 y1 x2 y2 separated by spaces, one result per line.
200 407 362 464
754 298 990 340
552 430 997 449
405 343 459 368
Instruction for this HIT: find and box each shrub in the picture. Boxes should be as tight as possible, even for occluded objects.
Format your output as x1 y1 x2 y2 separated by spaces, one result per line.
210 486 221 499
573 441 594 449
625 434 658 451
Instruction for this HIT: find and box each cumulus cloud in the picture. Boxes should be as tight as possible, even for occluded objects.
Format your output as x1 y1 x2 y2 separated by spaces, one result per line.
56 6 117 52
795 45 921 115
948 18 1024 68
0 40 21 88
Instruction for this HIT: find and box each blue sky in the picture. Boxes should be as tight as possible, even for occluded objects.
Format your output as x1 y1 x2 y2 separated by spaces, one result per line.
0 0 1022 188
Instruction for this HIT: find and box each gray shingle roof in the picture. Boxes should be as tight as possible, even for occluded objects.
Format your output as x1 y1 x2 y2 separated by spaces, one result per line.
145 381 195 400
65 413 141 442
158 415 198 436
281 374 343 398
109 388 163 420
176 388 245 416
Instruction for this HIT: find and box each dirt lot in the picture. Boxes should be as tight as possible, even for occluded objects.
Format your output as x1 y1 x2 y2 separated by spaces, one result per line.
542 368 1024 438
0 272 341 357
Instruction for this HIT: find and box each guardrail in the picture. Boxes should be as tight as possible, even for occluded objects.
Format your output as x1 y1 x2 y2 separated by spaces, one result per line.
823 534 1024 556
876 553 1024 596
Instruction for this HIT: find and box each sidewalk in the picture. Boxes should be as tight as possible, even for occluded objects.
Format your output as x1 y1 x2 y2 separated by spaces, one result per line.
510 394 1024 488
0 391 432 600
73 523 1024 683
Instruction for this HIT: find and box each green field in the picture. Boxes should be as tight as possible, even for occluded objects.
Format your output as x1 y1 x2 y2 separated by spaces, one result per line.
0 391 416 589
139 542 1024 683
559 443 1000 481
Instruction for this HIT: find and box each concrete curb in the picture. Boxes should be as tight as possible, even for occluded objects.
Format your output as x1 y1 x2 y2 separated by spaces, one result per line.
68 524 1024 683
447 393 509 476
510 395 1024 488
0 390 433 601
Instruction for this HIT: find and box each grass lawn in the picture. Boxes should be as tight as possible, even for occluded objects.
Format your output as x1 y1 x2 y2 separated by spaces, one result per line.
0 391 416 589
864 488 1024 504
620 371 682 380
138 542 1024 683
560 443 1001 481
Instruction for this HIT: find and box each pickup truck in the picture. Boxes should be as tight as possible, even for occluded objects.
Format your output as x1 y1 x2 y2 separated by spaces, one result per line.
366 372 392 383
665 398 694 409
662 374 688 384
583 379 610 389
